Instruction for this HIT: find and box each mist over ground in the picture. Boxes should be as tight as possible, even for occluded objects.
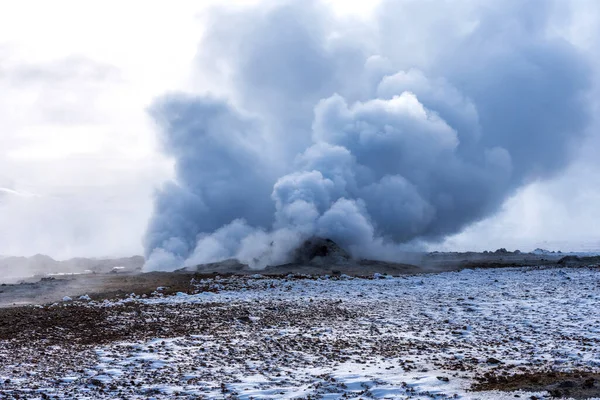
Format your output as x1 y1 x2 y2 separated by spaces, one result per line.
143 0 594 271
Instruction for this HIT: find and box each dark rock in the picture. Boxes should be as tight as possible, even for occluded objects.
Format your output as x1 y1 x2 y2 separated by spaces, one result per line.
90 378 105 387
558 255 581 265
292 238 351 265
583 378 595 388
558 380 576 388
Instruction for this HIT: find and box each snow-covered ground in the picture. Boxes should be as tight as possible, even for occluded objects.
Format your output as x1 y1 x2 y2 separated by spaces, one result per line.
1 266 599 399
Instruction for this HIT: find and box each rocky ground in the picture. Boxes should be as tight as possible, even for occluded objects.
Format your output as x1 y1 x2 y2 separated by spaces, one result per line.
0 265 599 399
3 245 599 309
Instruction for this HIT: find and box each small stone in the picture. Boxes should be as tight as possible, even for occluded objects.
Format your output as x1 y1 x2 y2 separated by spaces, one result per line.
583 378 595 388
558 380 576 388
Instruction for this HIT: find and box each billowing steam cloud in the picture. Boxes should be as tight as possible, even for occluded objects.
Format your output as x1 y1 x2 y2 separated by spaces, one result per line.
143 0 591 271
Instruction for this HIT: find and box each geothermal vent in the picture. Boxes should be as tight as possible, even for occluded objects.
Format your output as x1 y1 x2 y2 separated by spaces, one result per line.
292 238 351 266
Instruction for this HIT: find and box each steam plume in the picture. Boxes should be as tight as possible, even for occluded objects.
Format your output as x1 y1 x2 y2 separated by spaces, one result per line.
143 0 591 270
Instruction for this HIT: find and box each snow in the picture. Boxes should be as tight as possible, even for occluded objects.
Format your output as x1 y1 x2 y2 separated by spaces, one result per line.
531 248 600 256
1 266 599 399
103 267 598 398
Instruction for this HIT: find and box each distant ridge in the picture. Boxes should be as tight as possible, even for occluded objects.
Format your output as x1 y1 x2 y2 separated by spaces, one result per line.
0 255 144 281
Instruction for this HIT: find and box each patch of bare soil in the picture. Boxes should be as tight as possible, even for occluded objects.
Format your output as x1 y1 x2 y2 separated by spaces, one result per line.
0 272 225 308
0 298 354 346
472 371 600 399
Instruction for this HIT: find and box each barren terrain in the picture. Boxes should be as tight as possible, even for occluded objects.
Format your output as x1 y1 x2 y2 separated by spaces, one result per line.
1 261 599 399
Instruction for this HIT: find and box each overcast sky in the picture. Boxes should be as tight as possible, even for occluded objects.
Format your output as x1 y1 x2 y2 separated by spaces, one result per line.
1 0 599 259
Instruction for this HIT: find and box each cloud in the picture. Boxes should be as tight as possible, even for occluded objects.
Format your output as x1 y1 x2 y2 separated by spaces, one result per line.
0 1 245 259
0 49 170 259
143 0 594 271
0 50 122 126
0 52 120 85
0 185 153 259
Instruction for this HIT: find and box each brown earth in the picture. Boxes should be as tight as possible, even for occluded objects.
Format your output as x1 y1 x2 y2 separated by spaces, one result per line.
473 371 600 399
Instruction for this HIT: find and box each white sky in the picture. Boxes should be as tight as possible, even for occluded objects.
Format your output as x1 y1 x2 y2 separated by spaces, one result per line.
0 0 598 258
